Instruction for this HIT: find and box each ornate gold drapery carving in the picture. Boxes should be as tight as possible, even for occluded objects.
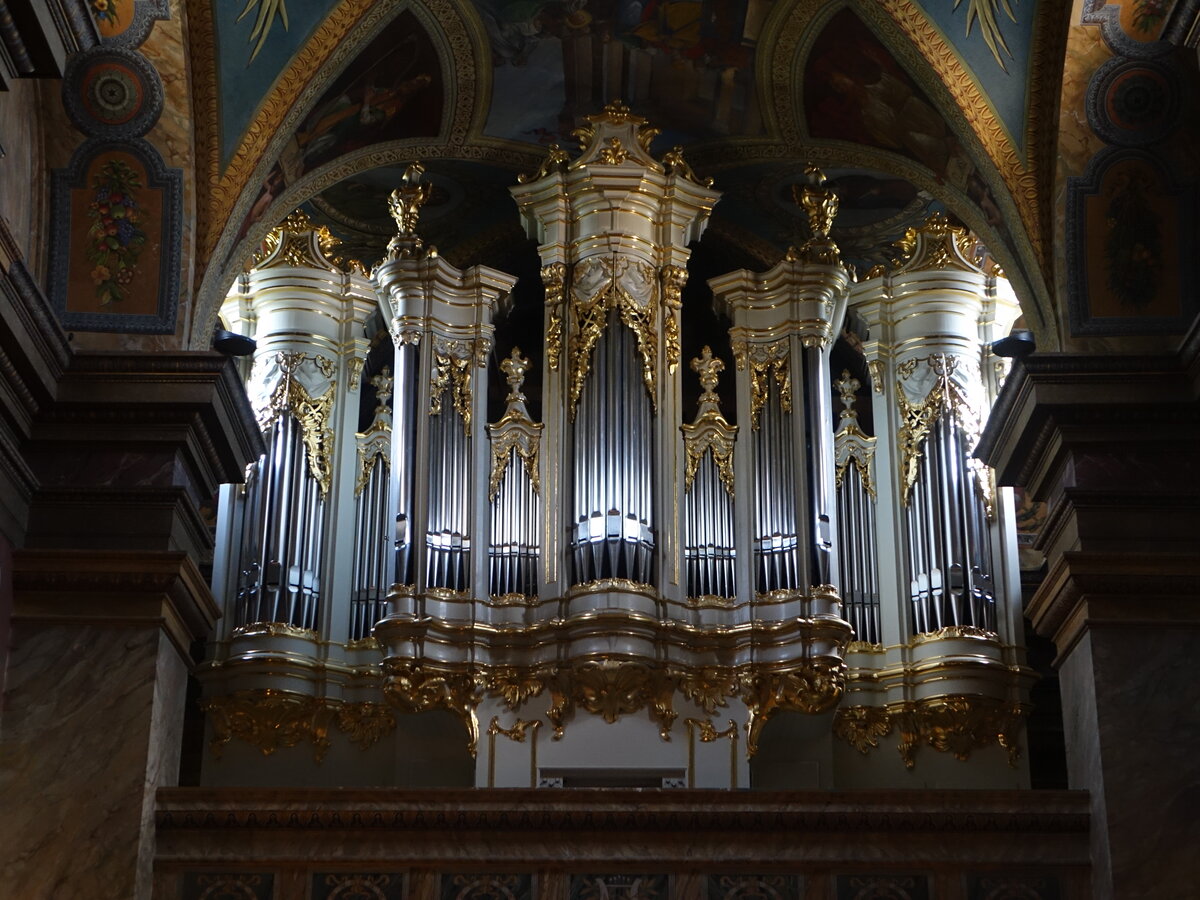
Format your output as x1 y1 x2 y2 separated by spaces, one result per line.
354 368 392 497
256 351 337 496
896 354 992 516
567 256 658 420
430 338 479 434
732 338 792 430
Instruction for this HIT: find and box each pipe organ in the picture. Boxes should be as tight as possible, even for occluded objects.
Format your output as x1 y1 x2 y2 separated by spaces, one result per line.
202 105 1034 789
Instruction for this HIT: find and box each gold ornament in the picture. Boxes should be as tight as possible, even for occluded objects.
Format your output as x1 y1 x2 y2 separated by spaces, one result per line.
833 705 892 754
567 257 658 421
517 143 571 184
662 145 714 187
732 338 791 430
386 162 433 259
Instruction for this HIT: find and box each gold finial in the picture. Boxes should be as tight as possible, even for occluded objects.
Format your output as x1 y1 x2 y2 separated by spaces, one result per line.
370 366 393 414
786 165 842 265
589 99 645 125
662 145 714 188
386 162 432 259
691 346 724 400
500 347 530 406
518 143 572 184
835 369 860 421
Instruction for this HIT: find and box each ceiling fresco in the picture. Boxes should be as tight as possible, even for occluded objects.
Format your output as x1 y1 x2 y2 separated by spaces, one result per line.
213 1 335 167
478 0 768 146
912 0 1039 153
190 0 1070 344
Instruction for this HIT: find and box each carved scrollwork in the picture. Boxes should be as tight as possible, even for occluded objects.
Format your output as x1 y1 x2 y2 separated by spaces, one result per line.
567 256 658 420
740 663 847 757
430 337 476 433
541 262 567 372
355 368 392 497
682 348 737 497
892 211 981 272
731 338 791 430
382 663 484 757
896 354 989 509
201 690 399 762
253 351 337 496
833 705 893 755
834 369 876 499
661 265 687 375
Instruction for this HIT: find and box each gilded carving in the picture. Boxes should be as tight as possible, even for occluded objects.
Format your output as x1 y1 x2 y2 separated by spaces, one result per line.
831 698 1025 769
912 624 998 643
567 256 658 420
256 351 337 496
681 347 737 497
662 144 714 187
347 357 366 392
892 211 981 272
661 265 687 374
678 667 738 715
355 368 392 498
518 143 571 184
487 666 545 710
790 164 842 265
597 137 629 165
232 620 320 640
732 338 791 430
487 348 542 501
382 663 484 757
740 663 847 756
834 370 876 499
571 661 678 741
540 262 567 372
333 702 398 751
896 354 986 508
386 162 433 259
487 716 541 742
201 690 399 762
252 209 345 271
867 358 885 394
833 705 892 754
430 338 475 433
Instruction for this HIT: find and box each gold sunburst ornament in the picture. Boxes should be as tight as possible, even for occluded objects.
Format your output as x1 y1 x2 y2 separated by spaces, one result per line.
238 0 289 64
953 0 1019 71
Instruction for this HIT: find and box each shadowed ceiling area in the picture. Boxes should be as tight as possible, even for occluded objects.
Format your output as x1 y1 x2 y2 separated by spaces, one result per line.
195 0 1066 339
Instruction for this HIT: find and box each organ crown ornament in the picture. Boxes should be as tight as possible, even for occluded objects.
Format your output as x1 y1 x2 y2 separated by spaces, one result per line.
253 209 344 271
892 211 981 272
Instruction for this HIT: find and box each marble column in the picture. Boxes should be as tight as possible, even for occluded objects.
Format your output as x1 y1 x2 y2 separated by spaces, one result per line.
0 352 262 900
978 343 1200 900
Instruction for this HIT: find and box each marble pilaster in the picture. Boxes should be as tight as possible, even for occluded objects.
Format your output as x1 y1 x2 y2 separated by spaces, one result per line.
0 551 215 900
978 344 1200 900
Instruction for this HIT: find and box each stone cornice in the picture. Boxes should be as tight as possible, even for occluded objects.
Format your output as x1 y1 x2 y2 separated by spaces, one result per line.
12 549 220 658
1026 551 1200 659
977 352 1199 494
42 352 265 495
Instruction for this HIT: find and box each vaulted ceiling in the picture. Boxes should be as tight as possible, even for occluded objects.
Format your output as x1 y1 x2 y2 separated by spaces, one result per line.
186 0 1069 336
